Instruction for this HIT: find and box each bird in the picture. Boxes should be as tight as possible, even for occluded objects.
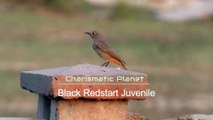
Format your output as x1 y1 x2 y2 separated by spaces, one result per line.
85 31 127 70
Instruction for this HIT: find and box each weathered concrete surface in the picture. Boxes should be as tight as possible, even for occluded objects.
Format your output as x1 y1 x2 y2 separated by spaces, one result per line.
164 114 213 120
126 112 145 120
20 66 71 96
56 100 127 120
191 114 213 120
21 64 148 100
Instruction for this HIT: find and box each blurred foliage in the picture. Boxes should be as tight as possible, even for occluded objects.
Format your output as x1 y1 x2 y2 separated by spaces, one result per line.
1 0 91 14
109 1 153 20
44 0 70 7
43 0 91 14
109 1 135 19
1 0 154 19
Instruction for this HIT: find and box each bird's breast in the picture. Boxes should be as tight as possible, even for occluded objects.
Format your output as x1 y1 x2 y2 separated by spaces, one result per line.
92 43 103 57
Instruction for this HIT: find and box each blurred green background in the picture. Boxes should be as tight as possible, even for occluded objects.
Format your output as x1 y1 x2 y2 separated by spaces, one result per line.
0 0 213 119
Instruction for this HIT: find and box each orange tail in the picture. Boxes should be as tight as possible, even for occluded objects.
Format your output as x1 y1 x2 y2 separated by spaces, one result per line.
110 57 127 70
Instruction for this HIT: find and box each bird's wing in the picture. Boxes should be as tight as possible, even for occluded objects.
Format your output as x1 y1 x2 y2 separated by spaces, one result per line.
95 40 126 64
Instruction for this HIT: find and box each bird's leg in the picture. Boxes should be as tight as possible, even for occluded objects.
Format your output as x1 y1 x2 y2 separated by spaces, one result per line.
105 62 110 67
101 62 107 66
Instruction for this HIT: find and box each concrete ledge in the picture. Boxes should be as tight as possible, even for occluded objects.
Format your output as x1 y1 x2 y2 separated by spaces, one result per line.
21 64 148 100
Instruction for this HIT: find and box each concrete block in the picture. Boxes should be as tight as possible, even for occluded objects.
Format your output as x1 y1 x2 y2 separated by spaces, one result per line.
20 64 149 120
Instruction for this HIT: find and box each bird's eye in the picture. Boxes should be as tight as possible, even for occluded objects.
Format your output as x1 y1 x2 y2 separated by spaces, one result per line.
92 32 96 36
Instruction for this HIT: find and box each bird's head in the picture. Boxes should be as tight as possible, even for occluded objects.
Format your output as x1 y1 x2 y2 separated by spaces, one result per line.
85 31 102 40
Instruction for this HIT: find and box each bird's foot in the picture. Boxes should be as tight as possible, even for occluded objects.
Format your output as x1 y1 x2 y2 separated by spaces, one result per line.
101 62 110 67
101 62 107 66
105 62 110 67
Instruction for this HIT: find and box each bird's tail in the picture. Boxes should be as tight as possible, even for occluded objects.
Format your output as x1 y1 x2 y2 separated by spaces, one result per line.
109 56 127 70
120 61 127 70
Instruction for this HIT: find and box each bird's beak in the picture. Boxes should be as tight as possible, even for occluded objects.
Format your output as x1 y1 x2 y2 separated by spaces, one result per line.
85 32 91 36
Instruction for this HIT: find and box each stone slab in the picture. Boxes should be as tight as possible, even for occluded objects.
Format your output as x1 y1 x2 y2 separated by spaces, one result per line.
21 64 148 100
